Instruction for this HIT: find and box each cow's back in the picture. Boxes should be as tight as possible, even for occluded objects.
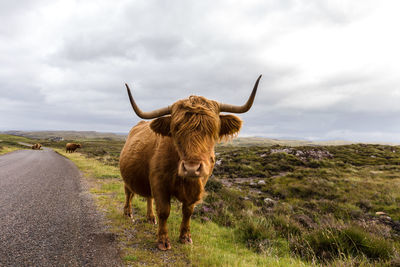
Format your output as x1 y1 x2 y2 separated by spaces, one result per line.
120 121 158 197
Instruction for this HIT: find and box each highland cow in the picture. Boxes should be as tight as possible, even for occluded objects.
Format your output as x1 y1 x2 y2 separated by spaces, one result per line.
120 75 261 250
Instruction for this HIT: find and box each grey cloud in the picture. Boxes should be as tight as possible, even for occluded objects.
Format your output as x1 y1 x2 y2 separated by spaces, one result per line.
58 34 192 62
0 0 398 143
243 107 400 143
0 82 45 103
0 0 51 36
59 34 136 62
134 35 193 60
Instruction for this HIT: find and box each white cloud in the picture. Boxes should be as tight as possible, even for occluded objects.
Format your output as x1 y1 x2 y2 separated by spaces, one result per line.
0 0 400 142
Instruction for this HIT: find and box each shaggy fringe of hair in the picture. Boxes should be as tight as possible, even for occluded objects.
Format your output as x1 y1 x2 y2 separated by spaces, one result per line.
161 95 243 156
172 96 220 156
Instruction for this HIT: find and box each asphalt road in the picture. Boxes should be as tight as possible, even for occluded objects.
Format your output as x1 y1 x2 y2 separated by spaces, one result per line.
0 149 122 266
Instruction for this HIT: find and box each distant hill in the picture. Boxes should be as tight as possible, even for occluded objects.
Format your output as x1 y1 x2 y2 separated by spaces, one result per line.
219 137 355 147
2 131 398 146
219 137 399 147
2 131 126 141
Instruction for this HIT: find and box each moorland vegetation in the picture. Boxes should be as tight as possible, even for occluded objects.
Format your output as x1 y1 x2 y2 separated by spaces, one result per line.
1 134 400 266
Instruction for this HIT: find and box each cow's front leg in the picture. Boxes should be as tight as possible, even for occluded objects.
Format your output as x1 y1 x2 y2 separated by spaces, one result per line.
179 203 194 244
155 196 171 250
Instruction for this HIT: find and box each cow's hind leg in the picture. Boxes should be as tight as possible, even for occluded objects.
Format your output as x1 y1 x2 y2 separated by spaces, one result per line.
179 203 194 244
155 196 171 250
147 198 157 224
124 186 134 219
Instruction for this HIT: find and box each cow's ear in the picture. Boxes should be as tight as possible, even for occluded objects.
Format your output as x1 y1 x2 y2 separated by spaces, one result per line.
150 116 172 136
219 114 242 139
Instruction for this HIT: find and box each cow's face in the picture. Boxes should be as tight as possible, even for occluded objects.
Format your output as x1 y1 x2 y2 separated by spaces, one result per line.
125 76 261 179
77 144 82 148
150 96 242 179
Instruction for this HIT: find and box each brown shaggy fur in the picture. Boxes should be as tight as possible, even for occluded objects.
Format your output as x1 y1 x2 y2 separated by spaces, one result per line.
119 95 242 250
66 143 82 153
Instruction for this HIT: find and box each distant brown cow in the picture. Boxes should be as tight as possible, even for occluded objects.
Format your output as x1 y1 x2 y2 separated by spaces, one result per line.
66 143 81 153
31 143 42 150
120 75 261 250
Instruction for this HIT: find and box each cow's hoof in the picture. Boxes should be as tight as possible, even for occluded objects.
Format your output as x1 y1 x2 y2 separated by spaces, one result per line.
179 234 192 244
147 216 157 224
157 240 171 251
124 212 134 221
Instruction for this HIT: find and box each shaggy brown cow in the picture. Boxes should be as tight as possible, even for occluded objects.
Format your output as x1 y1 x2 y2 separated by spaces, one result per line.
31 143 41 150
66 143 82 153
119 75 261 250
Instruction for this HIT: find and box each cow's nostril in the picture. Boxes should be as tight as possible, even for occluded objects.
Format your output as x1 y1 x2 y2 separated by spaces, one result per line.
182 161 202 176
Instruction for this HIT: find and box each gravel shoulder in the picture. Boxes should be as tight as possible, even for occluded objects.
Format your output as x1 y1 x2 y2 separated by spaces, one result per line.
0 149 122 266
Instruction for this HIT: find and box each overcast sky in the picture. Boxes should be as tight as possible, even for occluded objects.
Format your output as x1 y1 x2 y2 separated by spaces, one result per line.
1 0 399 142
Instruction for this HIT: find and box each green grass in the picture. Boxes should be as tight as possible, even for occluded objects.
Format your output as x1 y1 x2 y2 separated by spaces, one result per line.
0 145 21 155
5 131 400 265
56 149 307 266
209 144 400 265
0 133 34 143
122 254 138 262
0 134 33 154
42 139 124 166
51 141 400 266
291 225 394 262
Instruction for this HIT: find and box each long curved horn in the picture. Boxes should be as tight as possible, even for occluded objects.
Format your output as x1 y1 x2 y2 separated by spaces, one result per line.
219 75 262 113
125 83 171 119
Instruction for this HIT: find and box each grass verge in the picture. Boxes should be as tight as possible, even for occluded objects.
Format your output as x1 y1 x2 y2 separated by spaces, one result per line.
0 145 21 155
0 134 32 155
